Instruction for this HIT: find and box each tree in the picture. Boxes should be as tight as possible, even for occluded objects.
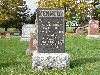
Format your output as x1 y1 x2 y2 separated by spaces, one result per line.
91 0 100 23
30 12 36 24
0 0 29 31
37 0 94 26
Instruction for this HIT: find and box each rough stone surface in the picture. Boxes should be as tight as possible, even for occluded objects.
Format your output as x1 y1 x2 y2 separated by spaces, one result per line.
26 33 38 55
86 20 99 39
32 8 70 71
32 51 70 71
86 35 100 39
20 24 36 41
88 20 99 35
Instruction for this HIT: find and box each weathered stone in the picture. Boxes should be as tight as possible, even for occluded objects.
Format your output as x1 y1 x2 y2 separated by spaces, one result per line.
26 33 37 55
32 51 70 71
76 27 84 35
20 24 36 41
5 31 10 38
37 8 65 53
86 20 100 39
32 8 70 71
88 20 99 35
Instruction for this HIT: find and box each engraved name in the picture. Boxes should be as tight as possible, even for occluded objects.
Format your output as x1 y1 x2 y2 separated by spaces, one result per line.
39 10 64 17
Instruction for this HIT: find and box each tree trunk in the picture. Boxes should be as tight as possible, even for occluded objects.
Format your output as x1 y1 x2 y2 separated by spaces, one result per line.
5 27 8 31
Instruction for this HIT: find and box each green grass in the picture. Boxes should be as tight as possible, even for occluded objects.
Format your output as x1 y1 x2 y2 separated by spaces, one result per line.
0 36 100 75
66 27 75 33
66 27 88 33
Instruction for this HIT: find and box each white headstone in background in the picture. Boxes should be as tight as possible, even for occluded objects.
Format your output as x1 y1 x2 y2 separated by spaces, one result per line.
20 24 36 41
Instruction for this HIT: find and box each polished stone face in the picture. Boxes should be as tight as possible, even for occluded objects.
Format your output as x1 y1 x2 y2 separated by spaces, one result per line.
13 31 20 36
36 8 65 53
89 20 99 35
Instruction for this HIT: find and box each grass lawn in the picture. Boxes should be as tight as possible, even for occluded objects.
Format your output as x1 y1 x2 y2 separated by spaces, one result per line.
0 35 100 75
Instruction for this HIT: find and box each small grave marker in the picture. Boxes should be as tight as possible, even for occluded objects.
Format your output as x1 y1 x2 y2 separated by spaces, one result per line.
5 31 10 38
86 20 100 39
20 24 36 41
26 33 37 55
13 31 21 37
76 27 84 35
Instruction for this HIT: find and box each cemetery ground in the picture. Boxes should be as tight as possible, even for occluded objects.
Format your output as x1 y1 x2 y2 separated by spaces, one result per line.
0 35 100 74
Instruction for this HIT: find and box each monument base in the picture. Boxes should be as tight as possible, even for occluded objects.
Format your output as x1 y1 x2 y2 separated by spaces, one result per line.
86 35 100 39
26 49 36 55
32 51 70 71
20 38 30 41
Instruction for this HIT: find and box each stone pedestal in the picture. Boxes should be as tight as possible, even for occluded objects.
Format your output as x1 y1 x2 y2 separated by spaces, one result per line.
86 35 100 39
13 36 21 38
20 37 30 41
32 51 70 71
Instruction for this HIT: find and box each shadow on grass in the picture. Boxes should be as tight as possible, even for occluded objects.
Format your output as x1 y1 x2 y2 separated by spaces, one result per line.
0 61 31 69
71 57 100 68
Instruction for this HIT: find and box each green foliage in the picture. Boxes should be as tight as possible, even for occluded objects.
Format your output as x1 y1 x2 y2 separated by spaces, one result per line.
0 0 29 31
66 27 75 33
30 12 36 24
37 0 94 26
91 0 100 21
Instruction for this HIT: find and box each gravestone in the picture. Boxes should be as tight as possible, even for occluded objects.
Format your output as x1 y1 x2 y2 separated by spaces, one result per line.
26 33 37 55
13 31 21 37
5 31 10 38
20 24 36 41
76 27 84 35
86 20 100 39
26 20 38 55
32 8 70 71
0 32 1 38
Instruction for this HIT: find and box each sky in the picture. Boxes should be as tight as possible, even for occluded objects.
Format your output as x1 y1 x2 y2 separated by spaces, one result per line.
24 0 39 14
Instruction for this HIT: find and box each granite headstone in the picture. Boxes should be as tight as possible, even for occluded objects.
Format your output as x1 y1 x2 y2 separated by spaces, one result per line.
26 33 37 55
20 24 36 41
32 8 70 71
86 20 100 39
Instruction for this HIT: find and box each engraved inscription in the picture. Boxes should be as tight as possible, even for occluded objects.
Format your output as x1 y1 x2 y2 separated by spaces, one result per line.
37 8 65 53
39 10 64 17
